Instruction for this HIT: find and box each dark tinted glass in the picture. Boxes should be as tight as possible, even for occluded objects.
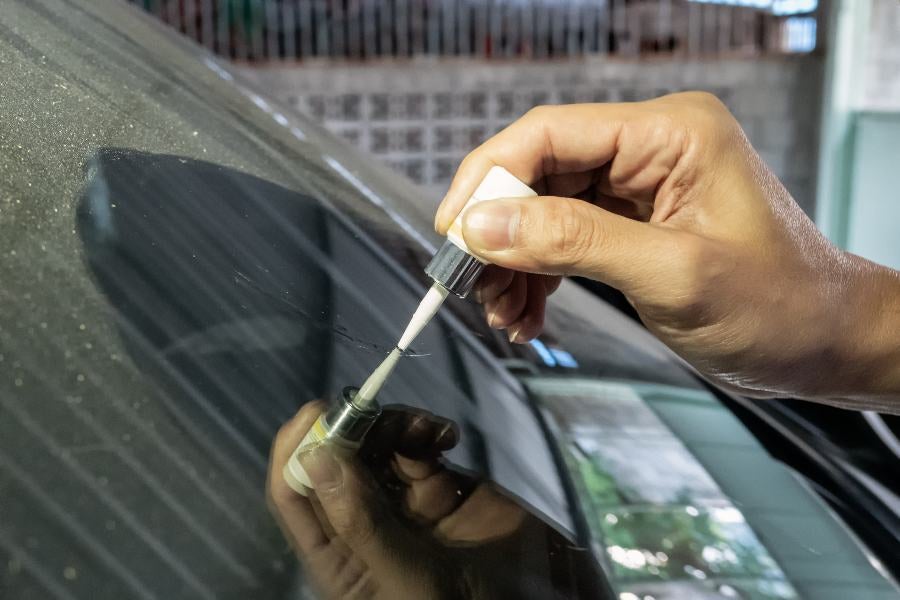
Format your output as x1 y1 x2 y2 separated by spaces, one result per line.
0 4 582 596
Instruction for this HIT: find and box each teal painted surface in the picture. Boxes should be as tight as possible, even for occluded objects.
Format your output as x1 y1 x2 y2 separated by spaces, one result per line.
814 0 872 246
846 112 900 269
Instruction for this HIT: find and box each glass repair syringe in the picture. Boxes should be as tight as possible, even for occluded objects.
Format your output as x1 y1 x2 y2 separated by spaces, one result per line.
283 166 537 495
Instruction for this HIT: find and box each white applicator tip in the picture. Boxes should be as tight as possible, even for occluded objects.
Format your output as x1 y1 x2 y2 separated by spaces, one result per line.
397 283 449 351
355 346 402 406
354 283 450 407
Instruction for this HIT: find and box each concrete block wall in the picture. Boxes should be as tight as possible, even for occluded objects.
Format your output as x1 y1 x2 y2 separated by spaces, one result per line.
239 55 823 213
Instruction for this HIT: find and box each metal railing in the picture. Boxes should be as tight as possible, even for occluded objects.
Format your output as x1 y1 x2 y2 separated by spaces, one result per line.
132 0 820 62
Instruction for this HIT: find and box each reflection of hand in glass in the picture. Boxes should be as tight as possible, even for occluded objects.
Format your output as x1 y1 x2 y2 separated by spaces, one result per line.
267 402 606 599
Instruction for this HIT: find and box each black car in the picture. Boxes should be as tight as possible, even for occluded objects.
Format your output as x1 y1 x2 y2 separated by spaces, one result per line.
1 1 898 599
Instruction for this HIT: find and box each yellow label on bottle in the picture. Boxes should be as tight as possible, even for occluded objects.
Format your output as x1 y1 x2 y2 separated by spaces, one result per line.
283 414 329 495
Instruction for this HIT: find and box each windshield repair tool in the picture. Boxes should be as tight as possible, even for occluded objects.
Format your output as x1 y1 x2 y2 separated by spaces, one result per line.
425 165 537 299
283 386 380 495
283 166 536 495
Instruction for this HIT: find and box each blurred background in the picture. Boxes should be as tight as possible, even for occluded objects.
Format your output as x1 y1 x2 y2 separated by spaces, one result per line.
129 0 899 269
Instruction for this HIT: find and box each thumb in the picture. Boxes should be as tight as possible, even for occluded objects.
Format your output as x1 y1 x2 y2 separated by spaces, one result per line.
300 445 391 564
461 196 676 291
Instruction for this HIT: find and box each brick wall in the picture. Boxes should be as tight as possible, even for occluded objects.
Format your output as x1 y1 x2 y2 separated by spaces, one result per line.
238 55 823 213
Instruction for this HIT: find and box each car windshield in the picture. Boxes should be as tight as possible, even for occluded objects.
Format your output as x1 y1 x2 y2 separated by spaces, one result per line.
2 1 896 600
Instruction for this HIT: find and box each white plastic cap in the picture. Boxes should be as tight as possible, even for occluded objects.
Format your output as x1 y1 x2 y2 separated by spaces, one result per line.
444 166 537 253
471 166 537 202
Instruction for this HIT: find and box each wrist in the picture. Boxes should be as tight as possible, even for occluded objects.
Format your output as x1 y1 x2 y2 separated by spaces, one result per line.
830 253 900 406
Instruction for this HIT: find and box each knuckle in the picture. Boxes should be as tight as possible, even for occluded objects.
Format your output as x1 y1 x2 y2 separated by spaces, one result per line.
452 146 498 189
665 91 734 133
651 92 741 158
541 202 598 270
297 400 325 423
544 276 562 296
318 467 382 546
267 464 302 509
646 111 676 137
689 93 736 133
272 401 325 450
523 104 554 123
666 90 727 114
272 421 294 451
273 421 290 444
686 90 726 110
405 483 422 512
268 477 297 509
455 149 481 175
340 504 378 547
352 519 378 550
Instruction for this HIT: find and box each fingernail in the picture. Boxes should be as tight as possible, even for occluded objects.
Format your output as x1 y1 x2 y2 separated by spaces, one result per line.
473 287 483 303
434 205 446 233
487 309 498 328
435 194 456 233
508 326 521 344
462 201 520 251
409 414 429 434
300 445 342 491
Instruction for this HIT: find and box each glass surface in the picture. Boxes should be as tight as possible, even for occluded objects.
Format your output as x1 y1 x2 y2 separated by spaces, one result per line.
529 379 899 600
530 380 798 599
0 3 580 597
1 1 897 599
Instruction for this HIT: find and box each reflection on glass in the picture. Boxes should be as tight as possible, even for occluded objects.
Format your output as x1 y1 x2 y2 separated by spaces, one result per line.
620 579 797 600
71 149 590 598
529 380 799 600
567 438 724 507
271 404 614 599
601 506 781 582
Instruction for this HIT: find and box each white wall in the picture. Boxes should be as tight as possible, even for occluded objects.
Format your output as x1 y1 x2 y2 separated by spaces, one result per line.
861 0 900 111
816 0 900 264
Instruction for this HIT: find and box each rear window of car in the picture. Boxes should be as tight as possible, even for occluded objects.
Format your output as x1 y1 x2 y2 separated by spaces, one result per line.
1 2 568 598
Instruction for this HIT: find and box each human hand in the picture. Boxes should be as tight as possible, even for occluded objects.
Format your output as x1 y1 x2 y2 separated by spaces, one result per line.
435 93 900 405
267 402 604 599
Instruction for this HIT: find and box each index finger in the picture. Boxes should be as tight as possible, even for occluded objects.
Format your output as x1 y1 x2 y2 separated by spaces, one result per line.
434 103 632 234
363 407 459 462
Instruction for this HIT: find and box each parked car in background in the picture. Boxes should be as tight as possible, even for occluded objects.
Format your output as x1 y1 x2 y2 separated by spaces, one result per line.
1 1 898 599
